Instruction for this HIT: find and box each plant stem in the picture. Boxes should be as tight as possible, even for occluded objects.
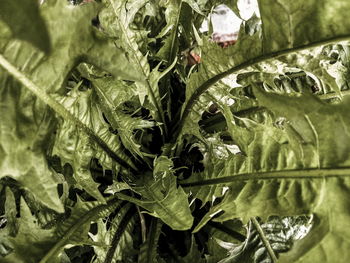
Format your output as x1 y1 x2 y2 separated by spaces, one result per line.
104 205 136 263
207 221 246 242
141 218 163 263
0 54 138 175
318 89 350 99
251 217 278 263
180 167 350 187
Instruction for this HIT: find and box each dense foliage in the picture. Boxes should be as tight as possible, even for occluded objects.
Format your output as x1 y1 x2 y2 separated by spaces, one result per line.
1 0 350 262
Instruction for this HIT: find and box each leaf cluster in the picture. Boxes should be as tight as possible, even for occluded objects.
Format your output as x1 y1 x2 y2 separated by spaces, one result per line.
1 0 350 262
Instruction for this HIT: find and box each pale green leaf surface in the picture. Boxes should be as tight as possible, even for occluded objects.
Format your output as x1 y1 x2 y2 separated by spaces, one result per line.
0 76 63 212
258 0 350 53
0 0 143 211
156 0 181 63
0 191 121 262
52 87 136 201
178 0 350 142
40 197 121 263
100 0 168 127
0 0 142 94
1 197 56 263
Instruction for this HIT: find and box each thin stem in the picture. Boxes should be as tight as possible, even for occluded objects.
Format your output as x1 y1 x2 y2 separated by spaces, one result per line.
251 217 278 263
180 167 350 187
318 89 350 99
104 205 136 263
137 206 147 243
0 54 138 175
207 221 246 242
141 218 162 263
176 35 350 141
132 190 147 243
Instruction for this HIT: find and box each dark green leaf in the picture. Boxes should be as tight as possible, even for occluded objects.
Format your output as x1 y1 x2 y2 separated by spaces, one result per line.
0 0 51 53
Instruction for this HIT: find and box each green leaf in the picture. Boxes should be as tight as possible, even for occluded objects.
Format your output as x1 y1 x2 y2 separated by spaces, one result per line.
0 0 51 53
1 197 57 263
41 197 121 263
52 86 137 201
258 0 350 53
183 89 350 260
92 75 156 159
0 74 63 212
176 0 350 141
0 0 142 93
217 216 311 263
0 193 121 263
179 235 205 263
117 157 194 231
0 0 144 209
100 0 169 133
156 0 182 63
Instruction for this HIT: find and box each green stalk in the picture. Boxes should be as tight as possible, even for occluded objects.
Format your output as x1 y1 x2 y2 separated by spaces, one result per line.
180 167 350 187
251 217 278 263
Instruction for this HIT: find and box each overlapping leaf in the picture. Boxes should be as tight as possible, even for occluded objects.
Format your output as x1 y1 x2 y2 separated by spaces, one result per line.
0 190 121 263
182 89 350 260
0 76 63 212
99 0 171 130
52 86 138 201
92 75 156 159
138 219 165 263
90 203 137 263
0 0 141 211
117 157 193 230
177 0 350 142
217 216 312 263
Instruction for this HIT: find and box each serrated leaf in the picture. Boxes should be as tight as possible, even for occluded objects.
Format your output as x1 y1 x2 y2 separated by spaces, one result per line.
0 193 121 263
183 90 350 260
1 197 56 263
52 87 137 201
177 0 350 143
92 76 156 159
117 157 193 230
100 0 168 130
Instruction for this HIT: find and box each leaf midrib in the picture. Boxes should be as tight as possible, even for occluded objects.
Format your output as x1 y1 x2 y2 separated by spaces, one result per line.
0 54 138 174
180 167 350 187
143 183 190 229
